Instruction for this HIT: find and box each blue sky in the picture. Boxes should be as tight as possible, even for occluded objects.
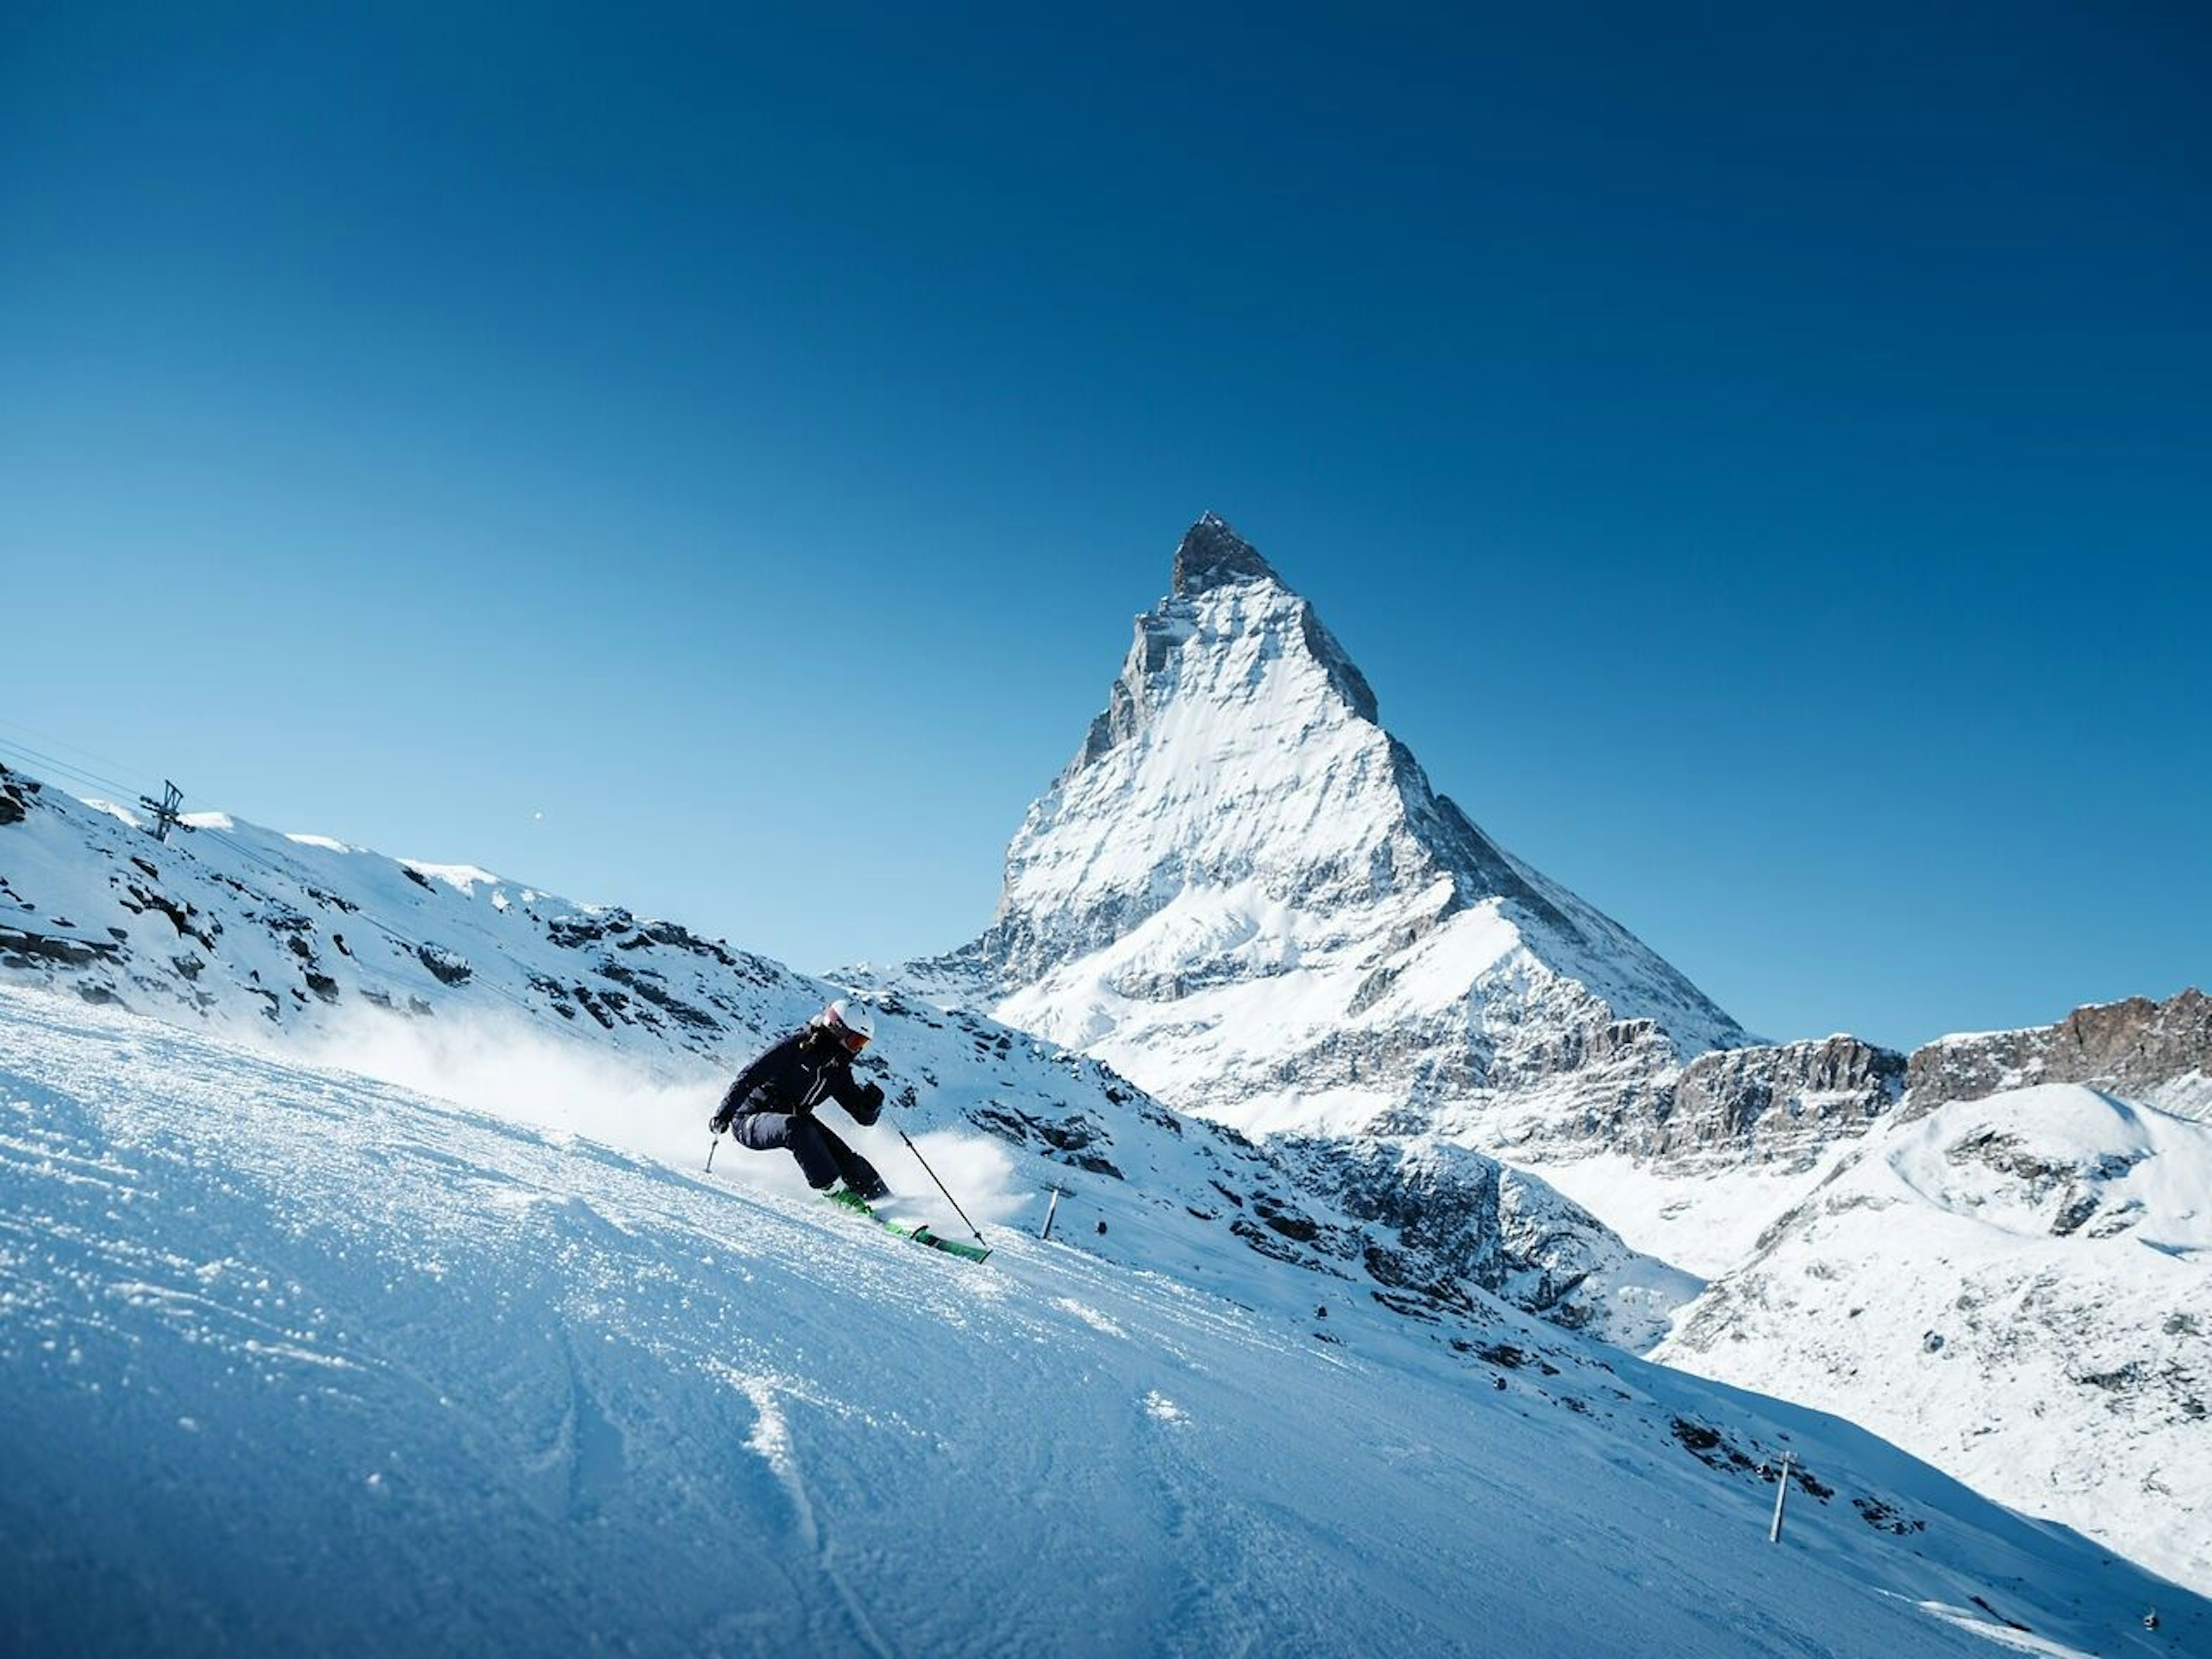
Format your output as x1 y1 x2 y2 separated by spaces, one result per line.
3 2 2205 1051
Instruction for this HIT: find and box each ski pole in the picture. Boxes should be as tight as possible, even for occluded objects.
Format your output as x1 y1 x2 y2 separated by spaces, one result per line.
706 1137 719 1174
894 1123 987 1246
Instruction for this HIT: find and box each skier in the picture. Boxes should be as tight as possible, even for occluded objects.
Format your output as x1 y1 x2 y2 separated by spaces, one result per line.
710 998 892 1213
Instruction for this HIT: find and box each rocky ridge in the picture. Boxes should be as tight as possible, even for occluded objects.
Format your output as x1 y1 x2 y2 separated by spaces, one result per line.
1906 989 2211 1123
1552 993 2209 1179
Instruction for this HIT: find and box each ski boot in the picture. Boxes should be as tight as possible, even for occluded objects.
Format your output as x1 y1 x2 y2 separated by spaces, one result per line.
823 1184 876 1217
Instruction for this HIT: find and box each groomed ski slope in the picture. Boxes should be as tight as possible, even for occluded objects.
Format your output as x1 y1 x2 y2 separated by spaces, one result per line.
1 987 2200 1658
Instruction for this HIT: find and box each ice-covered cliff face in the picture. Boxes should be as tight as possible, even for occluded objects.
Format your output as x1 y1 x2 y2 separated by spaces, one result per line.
914 513 1749 1146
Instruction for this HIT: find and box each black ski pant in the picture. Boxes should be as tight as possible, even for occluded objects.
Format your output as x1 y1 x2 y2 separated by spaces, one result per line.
734 1111 885 1195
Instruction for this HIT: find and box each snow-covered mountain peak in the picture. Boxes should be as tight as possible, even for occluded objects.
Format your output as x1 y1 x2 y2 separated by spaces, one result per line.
1076 513 1378 783
895 515 1748 1147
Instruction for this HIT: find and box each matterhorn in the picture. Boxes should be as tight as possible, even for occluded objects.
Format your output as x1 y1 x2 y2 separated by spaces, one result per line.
902 513 1752 1150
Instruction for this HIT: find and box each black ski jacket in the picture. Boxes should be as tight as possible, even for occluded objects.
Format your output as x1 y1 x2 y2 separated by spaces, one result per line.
717 1026 884 1126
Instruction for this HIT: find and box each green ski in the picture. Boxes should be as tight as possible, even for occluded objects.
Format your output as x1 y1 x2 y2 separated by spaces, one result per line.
879 1215 993 1263
824 1187 991 1262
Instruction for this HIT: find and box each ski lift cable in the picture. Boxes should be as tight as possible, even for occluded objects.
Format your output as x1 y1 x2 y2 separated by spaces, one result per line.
0 717 158 793
0 736 142 802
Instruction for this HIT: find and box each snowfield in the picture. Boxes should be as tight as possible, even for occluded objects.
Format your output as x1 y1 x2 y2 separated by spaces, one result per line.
1661 1084 2212 1594
1515 1143 1865 1281
1 986 2203 1657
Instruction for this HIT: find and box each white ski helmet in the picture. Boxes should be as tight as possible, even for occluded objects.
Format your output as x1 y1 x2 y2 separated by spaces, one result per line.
819 997 876 1051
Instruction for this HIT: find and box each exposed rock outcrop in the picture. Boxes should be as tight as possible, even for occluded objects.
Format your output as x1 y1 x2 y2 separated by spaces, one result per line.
1904 989 2211 1122
1272 1134 1696 1347
1658 1036 1906 1166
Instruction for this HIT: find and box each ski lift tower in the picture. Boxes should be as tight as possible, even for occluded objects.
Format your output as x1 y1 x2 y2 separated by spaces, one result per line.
139 781 187 843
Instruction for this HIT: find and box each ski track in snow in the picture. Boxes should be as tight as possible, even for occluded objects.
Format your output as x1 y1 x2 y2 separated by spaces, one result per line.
1 986 2205 1657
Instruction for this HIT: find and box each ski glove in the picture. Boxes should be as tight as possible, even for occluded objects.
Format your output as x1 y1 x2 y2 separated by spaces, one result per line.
847 1080 887 1126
